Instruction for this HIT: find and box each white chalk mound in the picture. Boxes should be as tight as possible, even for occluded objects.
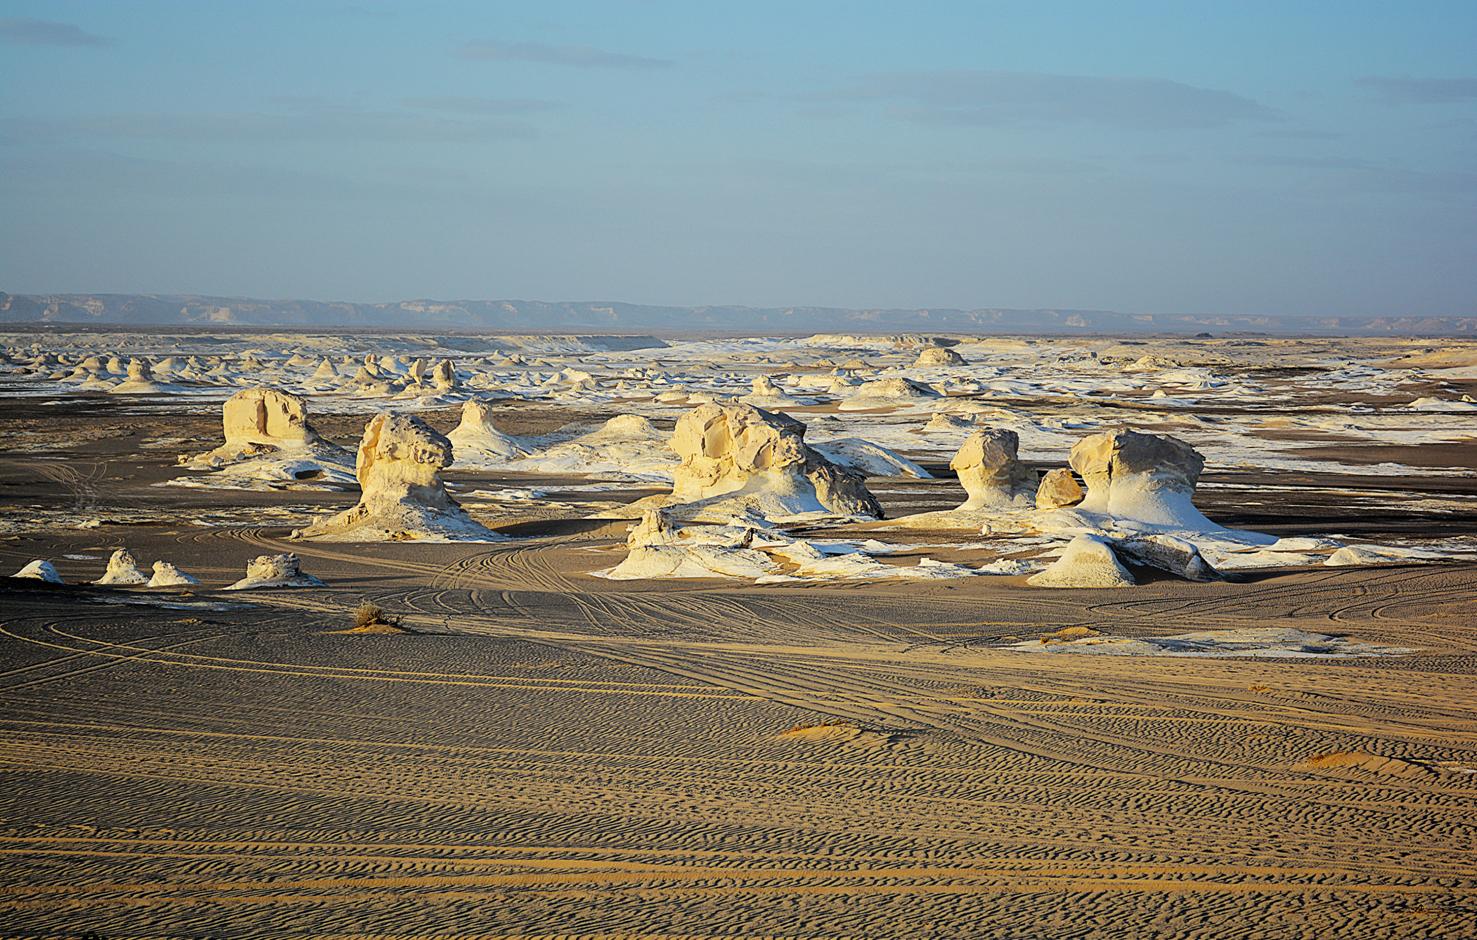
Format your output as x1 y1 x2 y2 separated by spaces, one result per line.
1068 429 1225 532
94 549 148 586
1027 534 1136 588
448 400 528 465
13 560 64 583
915 346 965 366
148 561 199 588
295 413 502 542
662 402 882 521
604 509 778 580
226 553 326 590
179 387 352 487
950 428 1035 510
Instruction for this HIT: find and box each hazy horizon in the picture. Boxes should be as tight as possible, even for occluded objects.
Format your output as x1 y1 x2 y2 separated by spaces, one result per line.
3 1 1475 318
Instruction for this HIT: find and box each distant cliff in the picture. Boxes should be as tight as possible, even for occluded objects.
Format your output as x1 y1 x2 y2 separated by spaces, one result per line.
2 292 1471 336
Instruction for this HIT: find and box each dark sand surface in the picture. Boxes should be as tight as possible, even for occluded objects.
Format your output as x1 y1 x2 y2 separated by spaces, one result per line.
1 392 1476 938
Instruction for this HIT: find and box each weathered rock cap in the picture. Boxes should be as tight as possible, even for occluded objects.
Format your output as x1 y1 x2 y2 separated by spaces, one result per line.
949 428 1035 510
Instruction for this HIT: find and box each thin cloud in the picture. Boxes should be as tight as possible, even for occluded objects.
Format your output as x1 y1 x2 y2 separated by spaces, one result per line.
0 106 539 144
0 17 110 47
401 95 560 115
830 70 1281 130
1358 76 1477 104
458 39 671 70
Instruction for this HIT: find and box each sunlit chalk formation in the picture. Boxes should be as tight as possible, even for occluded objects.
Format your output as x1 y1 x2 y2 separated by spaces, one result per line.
1027 534 1136 588
226 553 326 590
94 549 148 586
295 413 502 541
663 402 882 521
949 428 1035 510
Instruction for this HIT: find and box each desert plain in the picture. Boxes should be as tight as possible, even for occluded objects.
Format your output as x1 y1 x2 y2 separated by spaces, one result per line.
1 329 1475 937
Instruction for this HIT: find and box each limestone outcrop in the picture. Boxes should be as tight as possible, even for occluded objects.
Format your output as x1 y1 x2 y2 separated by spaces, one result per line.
447 400 528 464
295 413 501 541
1027 535 1135 588
226 553 326 590
915 346 965 366
1067 429 1217 531
1035 468 1085 510
13 560 63 583
94 549 148 586
148 561 199 588
183 387 339 468
663 402 882 520
949 429 1035 510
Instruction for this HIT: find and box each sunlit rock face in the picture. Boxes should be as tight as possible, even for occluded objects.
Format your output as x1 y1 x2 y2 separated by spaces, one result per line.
915 346 965 366
668 402 882 519
1027 534 1136 588
94 549 148 586
296 413 500 542
1035 468 1085 511
183 387 321 467
225 553 326 590
1068 429 1216 530
447 399 527 464
949 428 1035 511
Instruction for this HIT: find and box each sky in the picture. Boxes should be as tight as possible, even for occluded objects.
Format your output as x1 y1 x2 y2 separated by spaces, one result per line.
1 1 1474 318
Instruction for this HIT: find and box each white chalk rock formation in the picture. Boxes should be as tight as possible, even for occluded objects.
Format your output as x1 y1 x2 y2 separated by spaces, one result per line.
148 561 199 588
843 377 939 408
811 438 930 479
915 346 966 366
923 412 977 432
604 508 777 580
448 400 528 465
108 358 166 394
94 549 149 586
1068 429 1220 531
226 553 326 590
663 402 882 520
950 429 1035 510
1114 535 1221 582
183 387 336 467
1035 468 1085 510
295 413 501 541
1027 535 1136 588
13 560 64 583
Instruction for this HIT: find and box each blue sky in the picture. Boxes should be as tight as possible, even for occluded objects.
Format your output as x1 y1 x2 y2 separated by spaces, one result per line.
1 1 1474 316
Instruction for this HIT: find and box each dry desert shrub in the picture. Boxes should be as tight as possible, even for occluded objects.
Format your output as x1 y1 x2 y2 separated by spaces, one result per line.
353 601 392 629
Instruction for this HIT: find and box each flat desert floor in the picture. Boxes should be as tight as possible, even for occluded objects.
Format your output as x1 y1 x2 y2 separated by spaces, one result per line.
1 332 1475 937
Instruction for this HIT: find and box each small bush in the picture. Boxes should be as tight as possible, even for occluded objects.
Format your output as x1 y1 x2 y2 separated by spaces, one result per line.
353 601 388 628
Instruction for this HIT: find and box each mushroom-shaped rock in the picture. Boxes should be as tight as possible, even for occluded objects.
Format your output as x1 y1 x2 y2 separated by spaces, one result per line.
13 560 64 583
226 553 326 590
295 413 501 541
1027 535 1136 588
94 549 148 586
666 402 882 520
949 429 1034 510
915 346 966 367
1035 468 1085 510
447 400 527 464
1068 429 1217 531
108 358 165 394
148 561 199 588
